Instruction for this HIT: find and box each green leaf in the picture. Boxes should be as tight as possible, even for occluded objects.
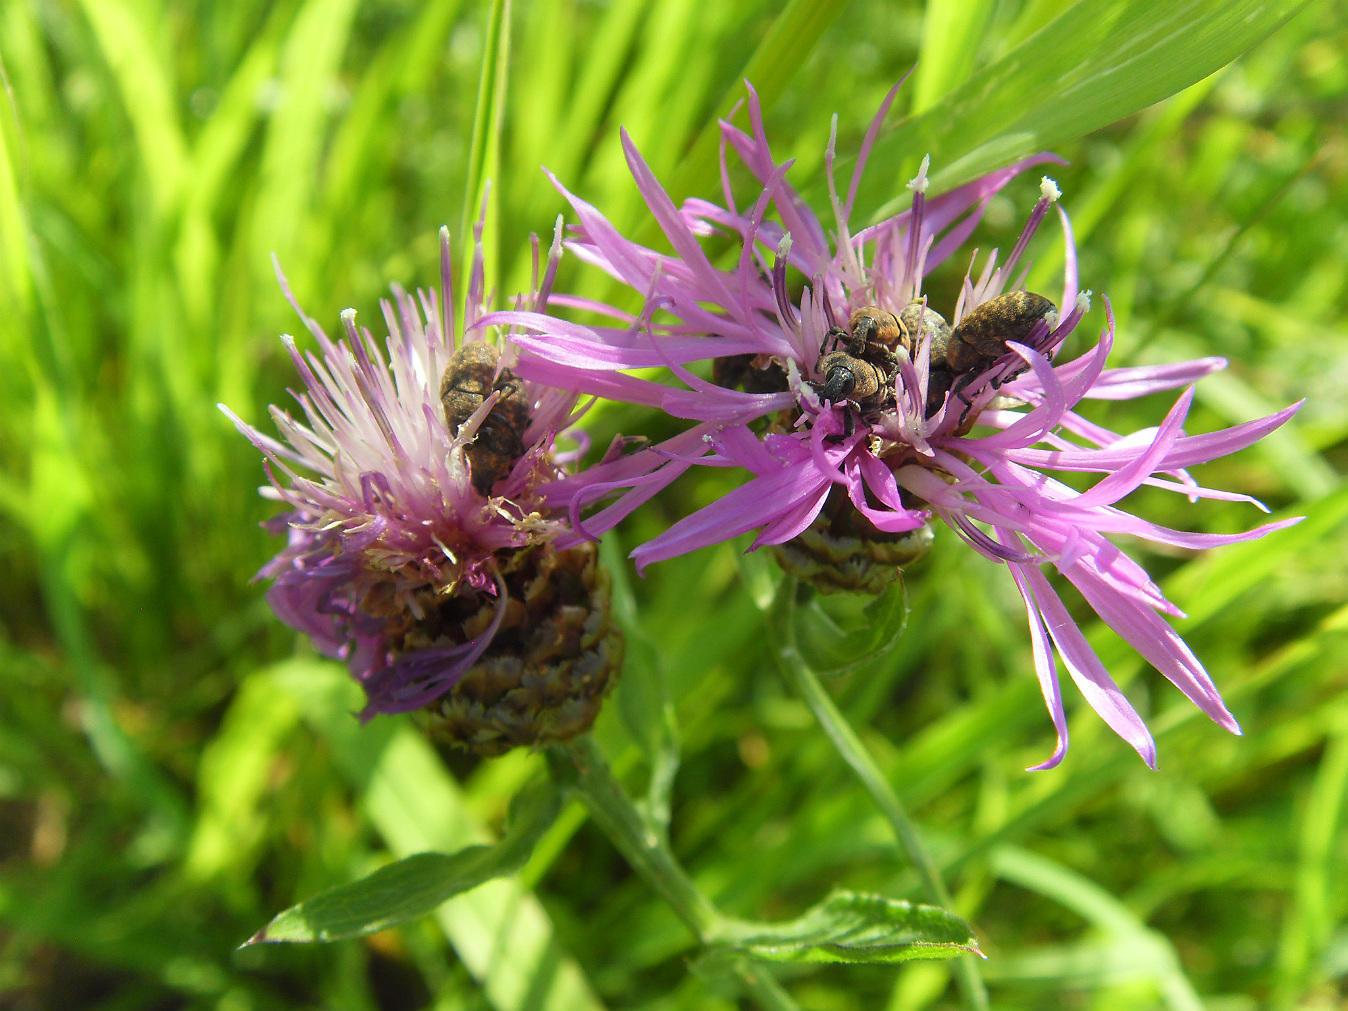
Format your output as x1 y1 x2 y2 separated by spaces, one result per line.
251 0 360 288
771 574 912 677
988 846 1203 1005
461 0 512 314
184 668 303 880
0 84 31 317
664 0 849 207
839 0 1308 219
602 534 679 827
723 891 981 964
247 777 562 944
911 0 998 114
78 0 188 217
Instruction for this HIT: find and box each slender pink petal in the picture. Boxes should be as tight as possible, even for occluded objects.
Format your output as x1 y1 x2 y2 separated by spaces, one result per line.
752 483 834 548
1066 565 1240 734
632 460 832 572
1071 387 1194 509
1024 567 1158 768
1007 559 1070 771
1008 401 1302 472
1082 358 1227 399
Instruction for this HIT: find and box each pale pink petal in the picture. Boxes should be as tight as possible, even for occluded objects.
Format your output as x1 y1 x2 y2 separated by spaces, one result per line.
1023 566 1158 768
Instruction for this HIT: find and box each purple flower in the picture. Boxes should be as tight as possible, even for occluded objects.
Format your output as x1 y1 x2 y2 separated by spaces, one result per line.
488 83 1303 769
223 225 588 720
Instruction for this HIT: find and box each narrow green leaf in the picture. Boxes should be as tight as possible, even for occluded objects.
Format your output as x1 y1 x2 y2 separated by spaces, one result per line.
517 0 643 221
247 777 562 944
581 0 728 235
185 12 286 219
461 0 512 317
252 0 359 289
184 669 303 880
989 846 1203 1007
840 0 1308 219
0 81 31 317
1275 725 1348 1000
665 0 849 206
726 891 981 964
1001 0 1078 50
912 0 998 114
77 0 188 216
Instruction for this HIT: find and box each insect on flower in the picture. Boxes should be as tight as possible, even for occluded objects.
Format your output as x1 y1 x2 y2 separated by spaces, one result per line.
487 80 1304 770
930 291 1059 422
440 341 533 495
816 305 906 407
223 223 625 755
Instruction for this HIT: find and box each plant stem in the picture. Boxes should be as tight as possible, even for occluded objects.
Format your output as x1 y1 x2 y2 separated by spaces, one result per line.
549 735 720 938
776 588 990 1011
548 737 801 1010
732 958 802 1011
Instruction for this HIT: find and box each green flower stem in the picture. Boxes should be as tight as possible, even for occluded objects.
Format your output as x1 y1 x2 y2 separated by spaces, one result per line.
550 735 720 937
731 958 802 1011
548 736 801 1011
776 588 989 1011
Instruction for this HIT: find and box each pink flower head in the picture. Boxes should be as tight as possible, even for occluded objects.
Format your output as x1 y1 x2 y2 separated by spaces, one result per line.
489 82 1304 769
223 223 588 719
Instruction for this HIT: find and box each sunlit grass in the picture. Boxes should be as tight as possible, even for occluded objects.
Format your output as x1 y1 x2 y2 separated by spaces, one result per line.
1 1 1345 1008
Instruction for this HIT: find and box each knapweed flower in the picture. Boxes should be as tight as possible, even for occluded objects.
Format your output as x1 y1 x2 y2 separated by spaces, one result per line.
223 225 624 754
488 83 1302 769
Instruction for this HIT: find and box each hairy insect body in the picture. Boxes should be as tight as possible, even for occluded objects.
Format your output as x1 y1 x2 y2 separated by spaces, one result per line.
923 291 1057 419
440 343 531 495
897 302 951 359
811 293 1057 422
817 348 888 403
815 306 904 407
845 305 906 359
945 291 1056 374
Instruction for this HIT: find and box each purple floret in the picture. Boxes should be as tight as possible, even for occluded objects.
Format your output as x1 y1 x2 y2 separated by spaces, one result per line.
494 81 1303 769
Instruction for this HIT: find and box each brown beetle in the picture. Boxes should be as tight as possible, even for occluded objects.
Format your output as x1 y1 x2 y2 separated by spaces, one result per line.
925 291 1057 419
816 348 888 404
816 305 904 406
944 291 1057 374
440 342 531 495
897 301 951 360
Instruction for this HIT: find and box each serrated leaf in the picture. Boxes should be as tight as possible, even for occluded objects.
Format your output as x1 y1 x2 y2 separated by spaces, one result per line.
838 0 1307 219
247 777 561 944
725 891 981 964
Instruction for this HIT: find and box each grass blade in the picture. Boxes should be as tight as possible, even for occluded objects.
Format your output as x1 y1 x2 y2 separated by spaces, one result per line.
461 0 512 311
840 0 1308 218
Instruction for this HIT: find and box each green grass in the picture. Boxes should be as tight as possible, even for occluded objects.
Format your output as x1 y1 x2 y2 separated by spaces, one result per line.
2 1 1347 1008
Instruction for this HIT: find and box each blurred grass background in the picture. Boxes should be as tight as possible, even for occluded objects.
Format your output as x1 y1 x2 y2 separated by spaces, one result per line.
2 0 1347 1008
